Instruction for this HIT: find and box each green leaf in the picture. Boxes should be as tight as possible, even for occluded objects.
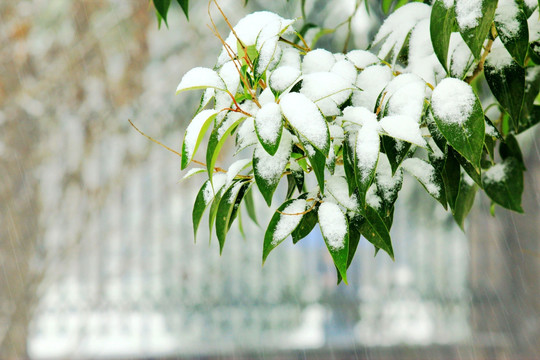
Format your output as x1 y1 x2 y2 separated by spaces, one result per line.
430 0 456 71
382 0 393 13
243 186 259 226
354 122 380 205
343 135 358 196
451 147 483 187
431 79 485 171
291 203 318 244
382 136 412 175
359 205 394 260
337 214 363 285
181 110 217 170
484 56 525 132
494 1 529 66
482 157 524 212
153 0 171 26
499 134 525 170
206 116 245 183
176 0 189 20
452 172 478 229
216 181 250 254
192 180 212 241
458 0 497 59
263 198 308 263
442 148 461 210
519 66 540 132
208 181 227 239
318 202 350 284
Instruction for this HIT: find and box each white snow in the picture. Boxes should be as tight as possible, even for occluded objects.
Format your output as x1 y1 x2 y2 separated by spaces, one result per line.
339 106 377 127
495 0 521 38
270 66 302 93
259 87 276 106
431 78 476 125
352 65 393 111
366 184 382 210
331 60 358 84
448 32 475 77
379 115 427 147
373 3 431 63
302 49 336 74
254 130 292 182
346 50 379 69
484 162 508 183
236 117 258 151
384 74 427 122
455 0 482 30
182 167 205 181
272 199 308 244
227 181 245 203
256 20 282 75
216 12 294 66
301 72 353 116
204 173 228 203
280 92 329 152
356 117 380 181
176 67 226 93
524 0 537 8
326 176 358 210
486 42 515 69
318 202 347 250
255 102 283 147
401 158 440 197
529 9 540 43
279 47 302 69
442 0 454 7
329 124 345 142
226 159 252 185
407 19 446 85
183 110 218 161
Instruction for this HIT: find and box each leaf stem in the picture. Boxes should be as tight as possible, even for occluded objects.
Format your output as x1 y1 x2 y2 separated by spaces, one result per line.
279 37 310 52
465 25 497 84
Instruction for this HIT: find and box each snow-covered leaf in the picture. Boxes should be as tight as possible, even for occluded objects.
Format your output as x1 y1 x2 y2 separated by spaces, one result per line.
359 205 394 260
346 50 380 69
318 202 349 283
263 198 308 263
495 0 529 65
482 157 524 212
430 0 457 71
355 117 380 203
300 72 354 116
302 49 336 74
456 0 497 59
181 110 218 169
181 167 205 181
176 67 226 93
431 78 485 170
280 92 330 155
402 157 447 209
216 181 250 254
255 102 283 155
326 176 359 210
206 116 246 183
253 131 292 206
484 46 525 131
269 66 301 93
226 159 252 186
291 201 318 243
352 65 393 111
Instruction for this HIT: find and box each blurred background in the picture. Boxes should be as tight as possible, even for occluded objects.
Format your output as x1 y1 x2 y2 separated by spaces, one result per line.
1 0 539 359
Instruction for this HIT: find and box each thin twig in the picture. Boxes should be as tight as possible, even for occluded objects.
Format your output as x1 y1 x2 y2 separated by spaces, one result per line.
465 25 497 84
279 37 310 52
277 199 318 216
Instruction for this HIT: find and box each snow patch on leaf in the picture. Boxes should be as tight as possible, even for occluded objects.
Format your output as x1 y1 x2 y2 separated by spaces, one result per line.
402 158 441 197
379 115 427 147
431 78 476 126
272 199 308 244
318 202 347 250
455 0 482 30
176 67 225 93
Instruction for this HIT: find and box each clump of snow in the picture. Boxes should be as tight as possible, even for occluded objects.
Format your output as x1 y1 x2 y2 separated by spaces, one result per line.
227 181 245 203
401 158 440 197
256 21 282 75
366 184 382 209
270 66 301 93
524 0 537 9
254 131 292 182
356 117 380 181
486 42 515 70
259 87 276 106
272 199 308 244
216 12 294 66
383 74 427 122
448 32 475 78
495 0 522 38
329 124 345 142
318 202 347 250
183 110 218 161
442 0 454 8
182 167 205 181
346 50 379 69
373 3 431 63
302 49 336 74
331 60 358 84
407 19 446 85
236 118 258 151
455 0 482 30
176 67 225 93
379 115 427 147
280 92 329 152
339 106 377 127
431 78 476 125
280 48 302 70
484 162 508 183
327 176 358 210
528 9 540 43
226 159 251 185
301 72 353 116
255 102 283 147
352 65 393 111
